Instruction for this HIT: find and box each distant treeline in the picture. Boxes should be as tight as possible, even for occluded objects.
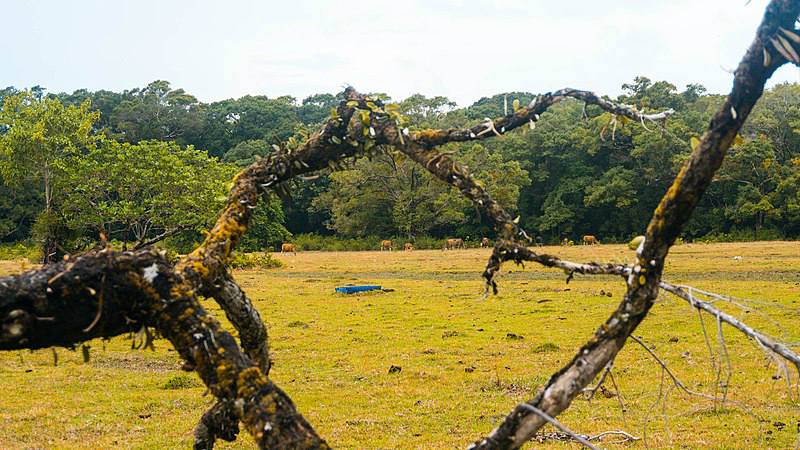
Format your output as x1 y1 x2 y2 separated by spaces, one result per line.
1 77 799 255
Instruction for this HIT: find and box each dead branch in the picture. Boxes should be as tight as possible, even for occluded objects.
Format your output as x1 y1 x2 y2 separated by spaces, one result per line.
482 242 629 295
0 249 326 448
132 225 187 250
469 2 800 448
587 430 640 443
195 271 271 448
659 281 800 373
629 335 717 402
514 404 599 450
202 271 270 374
194 400 240 450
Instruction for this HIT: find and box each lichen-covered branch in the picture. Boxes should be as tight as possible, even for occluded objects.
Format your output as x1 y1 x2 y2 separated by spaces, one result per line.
470 2 800 448
194 271 272 449
0 248 165 349
482 242 630 295
0 250 327 449
202 270 270 374
407 90 674 150
194 401 240 450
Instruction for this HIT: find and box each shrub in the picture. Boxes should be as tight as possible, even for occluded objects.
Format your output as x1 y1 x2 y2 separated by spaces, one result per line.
532 342 560 353
228 252 283 269
0 242 42 262
162 374 201 390
697 228 785 243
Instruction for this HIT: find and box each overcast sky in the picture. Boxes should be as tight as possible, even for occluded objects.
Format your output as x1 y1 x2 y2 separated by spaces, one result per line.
2 0 798 106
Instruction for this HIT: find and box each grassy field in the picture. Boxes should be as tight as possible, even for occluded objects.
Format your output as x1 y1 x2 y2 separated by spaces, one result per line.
0 242 799 449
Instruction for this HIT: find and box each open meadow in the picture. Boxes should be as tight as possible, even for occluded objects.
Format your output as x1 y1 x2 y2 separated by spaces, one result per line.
0 241 799 449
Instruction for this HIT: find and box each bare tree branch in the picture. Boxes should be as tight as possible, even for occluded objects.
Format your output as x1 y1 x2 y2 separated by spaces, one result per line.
0 250 326 448
132 225 187 250
659 281 800 372
514 404 599 450
470 2 800 448
629 335 718 402
194 271 272 449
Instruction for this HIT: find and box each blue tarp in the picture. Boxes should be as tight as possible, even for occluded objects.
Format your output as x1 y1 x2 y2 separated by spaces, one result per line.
335 285 381 294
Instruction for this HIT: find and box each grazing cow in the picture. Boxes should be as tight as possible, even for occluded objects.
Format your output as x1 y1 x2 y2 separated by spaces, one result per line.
404 242 414 251
380 239 393 251
281 243 297 255
480 237 490 248
444 238 465 250
535 236 544 247
582 235 599 245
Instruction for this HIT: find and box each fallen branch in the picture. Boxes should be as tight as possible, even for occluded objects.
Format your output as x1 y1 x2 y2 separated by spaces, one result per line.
629 335 717 402
659 281 800 373
587 430 640 443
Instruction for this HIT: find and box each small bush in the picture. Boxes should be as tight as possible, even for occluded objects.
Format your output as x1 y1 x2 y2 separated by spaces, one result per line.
0 242 42 262
290 234 498 251
696 228 785 243
162 374 201 390
532 342 560 353
228 252 283 269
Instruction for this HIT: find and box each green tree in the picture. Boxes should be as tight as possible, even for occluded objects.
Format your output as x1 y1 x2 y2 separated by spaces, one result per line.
298 93 340 125
222 139 272 167
0 92 100 261
0 177 40 242
312 143 528 239
59 140 232 250
109 80 204 145
199 95 299 157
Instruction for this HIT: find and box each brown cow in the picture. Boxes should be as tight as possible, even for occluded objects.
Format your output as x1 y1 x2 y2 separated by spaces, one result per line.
281 243 297 255
404 242 414 251
444 238 465 250
582 235 599 245
380 239 393 251
480 237 490 248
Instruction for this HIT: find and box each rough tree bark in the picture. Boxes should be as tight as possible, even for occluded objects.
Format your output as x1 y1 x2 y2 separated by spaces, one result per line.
1 1 800 448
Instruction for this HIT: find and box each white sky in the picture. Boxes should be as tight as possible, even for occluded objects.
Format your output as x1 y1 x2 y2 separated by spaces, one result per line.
2 0 798 106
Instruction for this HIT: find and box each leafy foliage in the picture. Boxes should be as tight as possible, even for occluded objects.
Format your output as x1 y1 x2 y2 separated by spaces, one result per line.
227 252 284 270
0 92 101 258
59 140 233 248
3 79 800 246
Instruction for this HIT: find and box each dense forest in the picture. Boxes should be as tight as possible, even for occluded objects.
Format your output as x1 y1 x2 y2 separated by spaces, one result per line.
1 77 799 256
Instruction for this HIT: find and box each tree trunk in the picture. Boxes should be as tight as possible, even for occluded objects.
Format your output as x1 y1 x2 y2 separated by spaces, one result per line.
41 164 57 264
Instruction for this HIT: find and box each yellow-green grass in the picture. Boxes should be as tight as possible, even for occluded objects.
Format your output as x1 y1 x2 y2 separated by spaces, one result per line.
1 242 799 449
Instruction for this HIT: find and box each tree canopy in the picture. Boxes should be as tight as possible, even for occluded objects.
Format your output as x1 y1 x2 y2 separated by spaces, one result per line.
2 78 800 248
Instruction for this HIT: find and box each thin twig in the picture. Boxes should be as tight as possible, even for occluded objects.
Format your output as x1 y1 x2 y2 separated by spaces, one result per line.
696 305 719 382
630 335 717 402
660 281 800 374
587 430 640 443
83 273 106 333
716 314 733 405
584 361 613 402
517 403 600 450
608 369 628 428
